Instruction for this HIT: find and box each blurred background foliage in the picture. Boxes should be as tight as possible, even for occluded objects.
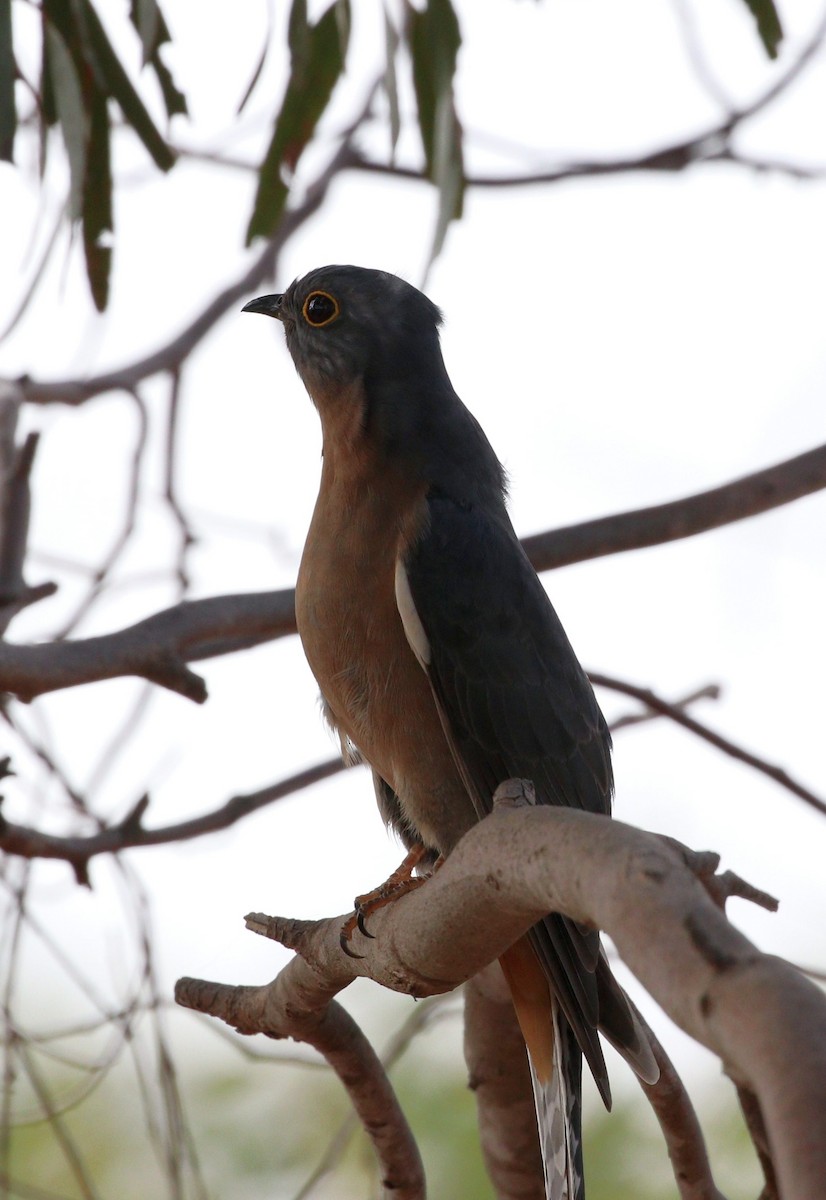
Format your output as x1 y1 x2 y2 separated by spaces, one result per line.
4 987 763 1199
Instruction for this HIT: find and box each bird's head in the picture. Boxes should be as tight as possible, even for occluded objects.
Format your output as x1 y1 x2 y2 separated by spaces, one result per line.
243 265 505 500
242 265 446 399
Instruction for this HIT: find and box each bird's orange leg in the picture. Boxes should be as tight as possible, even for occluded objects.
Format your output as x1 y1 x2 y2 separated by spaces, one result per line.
340 844 444 958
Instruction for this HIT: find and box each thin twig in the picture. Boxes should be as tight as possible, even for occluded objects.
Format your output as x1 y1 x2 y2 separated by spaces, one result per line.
163 370 196 596
609 683 720 732
590 672 826 816
52 388 149 640
0 758 345 878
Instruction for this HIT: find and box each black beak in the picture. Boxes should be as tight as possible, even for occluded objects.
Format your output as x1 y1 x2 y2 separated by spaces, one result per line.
242 293 285 319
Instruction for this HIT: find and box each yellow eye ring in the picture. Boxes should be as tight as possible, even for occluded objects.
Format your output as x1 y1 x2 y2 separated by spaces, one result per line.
302 290 340 327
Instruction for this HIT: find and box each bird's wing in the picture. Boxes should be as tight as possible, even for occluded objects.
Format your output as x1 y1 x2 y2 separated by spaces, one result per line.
399 491 614 1099
402 494 613 818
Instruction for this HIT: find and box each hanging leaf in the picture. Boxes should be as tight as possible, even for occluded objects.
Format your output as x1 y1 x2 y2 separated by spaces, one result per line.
384 6 401 161
132 0 161 65
407 0 464 266
0 0 15 162
246 0 350 244
74 0 176 170
740 0 783 59
82 88 113 312
44 24 88 218
128 0 188 118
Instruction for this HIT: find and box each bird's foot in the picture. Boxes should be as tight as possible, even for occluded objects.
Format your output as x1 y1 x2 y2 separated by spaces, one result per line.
339 844 443 959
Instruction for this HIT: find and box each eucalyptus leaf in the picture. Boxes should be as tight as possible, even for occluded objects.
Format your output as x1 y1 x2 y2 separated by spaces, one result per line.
384 7 401 160
408 0 464 268
246 0 350 244
82 89 113 312
77 0 175 170
740 0 783 59
128 0 188 117
0 0 15 161
133 0 161 66
44 24 88 219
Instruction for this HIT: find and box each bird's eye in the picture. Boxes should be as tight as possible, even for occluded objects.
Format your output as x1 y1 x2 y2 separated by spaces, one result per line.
302 291 340 327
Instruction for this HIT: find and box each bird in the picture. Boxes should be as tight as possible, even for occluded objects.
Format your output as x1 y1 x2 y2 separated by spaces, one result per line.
243 265 657 1200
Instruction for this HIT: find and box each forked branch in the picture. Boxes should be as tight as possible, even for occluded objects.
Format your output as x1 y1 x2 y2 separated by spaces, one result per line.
176 789 826 1198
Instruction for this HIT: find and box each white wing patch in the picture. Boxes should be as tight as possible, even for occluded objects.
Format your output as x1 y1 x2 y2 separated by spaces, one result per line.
394 558 431 668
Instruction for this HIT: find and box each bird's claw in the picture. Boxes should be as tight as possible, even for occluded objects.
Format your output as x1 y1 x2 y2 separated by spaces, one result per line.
356 909 375 938
339 913 365 959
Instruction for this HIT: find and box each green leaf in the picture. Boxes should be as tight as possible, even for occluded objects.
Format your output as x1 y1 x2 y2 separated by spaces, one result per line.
407 0 464 265
39 4 60 129
246 0 350 245
0 0 15 162
82 86 113 311
132 0 160 65
75 0 176 170
384 7 400 160
740 0 783 59
430 92 463 262
44 24 88 218
128 0 188 118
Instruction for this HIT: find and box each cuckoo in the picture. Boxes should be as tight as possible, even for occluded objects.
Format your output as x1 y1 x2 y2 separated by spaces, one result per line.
243 266 657 1200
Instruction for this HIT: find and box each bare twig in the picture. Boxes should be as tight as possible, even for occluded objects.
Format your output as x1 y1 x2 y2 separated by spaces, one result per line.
609 683 720 732
163 370 196 595
0 402 56 635
0 759 345 882
51 388 149 640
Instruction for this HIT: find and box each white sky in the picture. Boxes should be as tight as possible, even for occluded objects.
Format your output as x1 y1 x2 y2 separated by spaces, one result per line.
1 0 825 1181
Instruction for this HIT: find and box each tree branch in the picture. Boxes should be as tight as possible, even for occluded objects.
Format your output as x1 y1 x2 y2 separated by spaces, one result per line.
591 672 826 817
0 758 344 886
0 684 734 874
0 589 296 702
521 443 826 570
1 444 823 705
11 141 361 408
178 792 826 1197
176 965 425 1198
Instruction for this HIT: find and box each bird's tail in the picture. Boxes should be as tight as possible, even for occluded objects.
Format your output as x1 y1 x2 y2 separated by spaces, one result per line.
500 940 585 1200
528 1005 584 1200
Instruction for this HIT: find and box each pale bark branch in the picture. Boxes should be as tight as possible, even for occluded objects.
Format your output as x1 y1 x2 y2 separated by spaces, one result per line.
626 999 726 1200
177 795 826 1198
175 962 425 1198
